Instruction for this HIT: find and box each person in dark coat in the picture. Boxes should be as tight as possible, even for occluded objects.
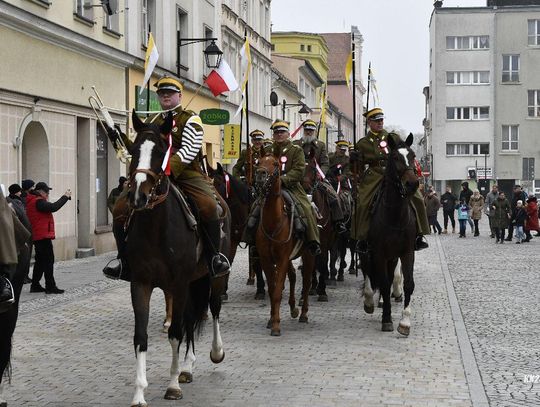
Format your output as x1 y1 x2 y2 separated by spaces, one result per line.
505 185 528 241
511 200 527 244
459 181 474 233
440 186 458 233
7 184 32 284
20 179 35 206
424 190 442 234
491 192 511 243
107 176 127 214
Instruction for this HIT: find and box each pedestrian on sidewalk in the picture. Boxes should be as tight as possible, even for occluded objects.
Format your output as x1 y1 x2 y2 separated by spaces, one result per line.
456 199 470 238
20 179 34 206
459 181 474 233
524 196 539 242
6 184 32 284
425 189 442 234
484 184 498 238
107 176 127 215
440 186 457 233
491 191 511 244
512 200 527 244
26 182 71 294
469 190 484 237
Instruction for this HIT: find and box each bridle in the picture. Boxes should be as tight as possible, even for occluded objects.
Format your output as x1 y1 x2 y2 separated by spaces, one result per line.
385 149 417 200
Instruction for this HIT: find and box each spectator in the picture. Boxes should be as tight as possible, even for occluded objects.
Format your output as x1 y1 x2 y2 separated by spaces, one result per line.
107 176 128 215
418 183 426 198
7 184 32 284
505 185 527 241
469 189 485 237
459 181 474 233
484 184 499 238
456 199 470 238
524 196 539 242
26 182 71 294
440 186 458 233
425 189 442 234
20 179 35 206
512 200 527 244
491 191 511 244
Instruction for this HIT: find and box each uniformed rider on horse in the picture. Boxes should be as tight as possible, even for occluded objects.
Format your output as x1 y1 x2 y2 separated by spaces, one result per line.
244 120 321 256
350 107 430 253
293 119 347 235
232 129 265 181
327 139 353 192
103 76 230 280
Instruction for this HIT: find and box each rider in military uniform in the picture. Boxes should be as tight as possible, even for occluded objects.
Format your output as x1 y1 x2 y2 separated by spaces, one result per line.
293 119 347 234
244 120 321 255
327 139 353 191
103 76 230 280
350 107 430 253
232 129 265 180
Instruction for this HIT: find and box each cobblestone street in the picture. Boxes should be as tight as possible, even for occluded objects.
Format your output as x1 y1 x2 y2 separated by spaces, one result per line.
3 217 539 406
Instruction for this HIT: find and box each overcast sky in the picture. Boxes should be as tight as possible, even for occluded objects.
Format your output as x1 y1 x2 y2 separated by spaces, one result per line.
271 0 486 133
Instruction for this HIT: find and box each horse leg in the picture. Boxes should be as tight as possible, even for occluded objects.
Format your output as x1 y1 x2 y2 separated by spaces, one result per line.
392 263 404 302
259 256 276 330
348 239 358 274
337 237 347 281
379 260 394 332
178 344 196 384
163 290 173 333
299 253 314 323
317 251 329 301
253 257 266 300
309 265 318 296
287 262 299 319
329 244 338 282
398 253 415 336
164 337 183 400
269 258 288 336
130 283 152 407
209 278 225 363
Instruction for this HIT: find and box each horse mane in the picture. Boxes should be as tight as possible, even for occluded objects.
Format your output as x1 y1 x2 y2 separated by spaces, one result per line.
227 171 250 204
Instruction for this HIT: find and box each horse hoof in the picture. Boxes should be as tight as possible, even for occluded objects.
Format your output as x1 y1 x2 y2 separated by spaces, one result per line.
210 349 225 364
317 294 328 302
397 324 410 336
381 322 394 332
220 293 228 302
178 371 193 383
290 307 300 319
270 328 281 336
254 291 265 300
364 304 374 314
164 387 183 400
394 295 403 303
246 278 255 285
266 319 272 329
308 288 317 296
337 274 344 282
299 315 308 323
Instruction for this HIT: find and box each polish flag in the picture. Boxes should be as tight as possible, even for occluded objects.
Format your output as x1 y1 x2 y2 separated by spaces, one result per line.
205 59 239 96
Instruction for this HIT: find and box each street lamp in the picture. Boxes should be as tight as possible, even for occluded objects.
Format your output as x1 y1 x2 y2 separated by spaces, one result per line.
177 36 223 78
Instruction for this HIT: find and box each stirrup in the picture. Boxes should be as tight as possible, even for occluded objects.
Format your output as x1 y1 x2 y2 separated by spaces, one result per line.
211 253 231 279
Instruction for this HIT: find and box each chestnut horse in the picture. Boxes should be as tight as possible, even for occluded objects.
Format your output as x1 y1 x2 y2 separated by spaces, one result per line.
254 154 315 336
360 133 418 335
125 111 229 406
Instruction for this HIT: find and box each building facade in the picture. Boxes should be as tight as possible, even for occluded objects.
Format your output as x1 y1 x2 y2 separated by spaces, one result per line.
429 2 540 197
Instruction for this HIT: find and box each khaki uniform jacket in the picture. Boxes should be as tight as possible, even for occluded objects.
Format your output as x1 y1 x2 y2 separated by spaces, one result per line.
293 139 329 174
328 152 352 188
232 147 263 179
272 140 319 244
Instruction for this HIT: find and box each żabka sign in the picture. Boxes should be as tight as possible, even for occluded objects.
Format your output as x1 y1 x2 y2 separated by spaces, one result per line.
199 109 230 125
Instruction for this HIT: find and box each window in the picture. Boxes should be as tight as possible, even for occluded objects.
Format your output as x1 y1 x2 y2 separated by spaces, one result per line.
472 143 489 155
142 0 156 46
502 125 519 151
446 143 490 156
300 44 305 51
446 35 489 50
446 71 490 85
528 20 540 46
74 0 93 21
502 55 519 82
307 45 312 52
523 158 535 181
176 7 188 71
446 107 489 121
528 90 540 117
104 3 119 33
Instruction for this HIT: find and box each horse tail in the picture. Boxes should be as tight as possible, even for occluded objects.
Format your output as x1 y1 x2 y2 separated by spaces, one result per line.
182 273 211 353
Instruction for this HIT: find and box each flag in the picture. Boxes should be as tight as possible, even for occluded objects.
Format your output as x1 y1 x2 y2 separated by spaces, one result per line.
345 52 353 91
234 38 252 117
140 32 159 95
369 67 380 106
319 83 328 128
205 59 239 96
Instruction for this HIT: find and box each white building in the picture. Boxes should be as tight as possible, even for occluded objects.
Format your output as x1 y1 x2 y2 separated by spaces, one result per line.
429 1 540 197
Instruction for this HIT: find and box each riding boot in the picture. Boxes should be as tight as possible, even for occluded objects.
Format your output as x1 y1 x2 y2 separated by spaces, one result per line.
282 190 306 237
308 241 321 256
242 204 261 245
103 222 131 282
0 265 15 307
200 219 230 278
415 235 429 251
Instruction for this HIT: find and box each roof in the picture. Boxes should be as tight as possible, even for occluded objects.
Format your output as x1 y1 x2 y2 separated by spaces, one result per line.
321 33 351 82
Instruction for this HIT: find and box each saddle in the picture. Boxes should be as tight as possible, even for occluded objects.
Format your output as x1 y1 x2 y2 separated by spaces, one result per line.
169 183 198 231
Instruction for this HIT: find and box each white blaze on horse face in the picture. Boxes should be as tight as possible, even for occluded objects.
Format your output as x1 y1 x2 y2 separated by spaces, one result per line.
134 140 156 199
398 148 410 167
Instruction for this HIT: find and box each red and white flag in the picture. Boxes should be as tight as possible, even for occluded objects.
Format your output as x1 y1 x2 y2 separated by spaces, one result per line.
205 59 238 96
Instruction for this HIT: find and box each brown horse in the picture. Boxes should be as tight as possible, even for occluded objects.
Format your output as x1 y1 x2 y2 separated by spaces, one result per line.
254 154 315 336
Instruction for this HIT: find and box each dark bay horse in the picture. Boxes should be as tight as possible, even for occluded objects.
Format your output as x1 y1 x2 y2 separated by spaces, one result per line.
254 154 314 336
125 111 228 405
361 133 418 336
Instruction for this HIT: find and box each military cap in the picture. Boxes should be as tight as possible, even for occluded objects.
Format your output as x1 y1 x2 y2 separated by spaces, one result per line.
302 119 318 131
250 129 264 140
154 76 183 93
363 107 384 121
335 140 350 150
271 120 290 132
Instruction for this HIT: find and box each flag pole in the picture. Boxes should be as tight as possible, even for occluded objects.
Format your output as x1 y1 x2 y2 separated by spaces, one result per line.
364 61 371 137
146 25 151 119
352 32 357 145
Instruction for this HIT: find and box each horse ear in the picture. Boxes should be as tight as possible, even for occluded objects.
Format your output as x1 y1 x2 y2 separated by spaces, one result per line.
160 112 173 135
405 133 414 147
387 134 397 151
132 109 145 133
217 162 224 175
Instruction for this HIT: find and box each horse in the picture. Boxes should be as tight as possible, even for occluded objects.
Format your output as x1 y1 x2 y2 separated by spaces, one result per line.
0 201 31 407
125 111 229 406
302 151 336 302
254 154 315 336
360 133 418 336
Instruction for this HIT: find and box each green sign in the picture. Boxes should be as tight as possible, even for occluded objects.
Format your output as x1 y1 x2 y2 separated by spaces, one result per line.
199 108 230 125
135 86 161 115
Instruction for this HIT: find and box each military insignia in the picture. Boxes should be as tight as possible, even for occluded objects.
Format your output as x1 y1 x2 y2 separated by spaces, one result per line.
172 127 178 133
379 140 389 154
280 155 287 171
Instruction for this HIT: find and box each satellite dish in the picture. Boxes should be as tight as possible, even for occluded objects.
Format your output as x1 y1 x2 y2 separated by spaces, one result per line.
269 91 278 107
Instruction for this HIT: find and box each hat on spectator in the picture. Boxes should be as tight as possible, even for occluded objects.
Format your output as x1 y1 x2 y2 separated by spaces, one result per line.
21 179 35 191
34 182 52 193
8 184 21 195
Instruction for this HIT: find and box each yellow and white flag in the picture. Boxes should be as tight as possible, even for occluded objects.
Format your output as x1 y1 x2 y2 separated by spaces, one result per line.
140 32 159 94
234 38 252 117
319 82 328 128
345 52 353 92
369 67 380 106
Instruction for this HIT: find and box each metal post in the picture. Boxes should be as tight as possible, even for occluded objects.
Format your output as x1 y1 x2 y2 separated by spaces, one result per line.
282 99 286 120
177 30 181 78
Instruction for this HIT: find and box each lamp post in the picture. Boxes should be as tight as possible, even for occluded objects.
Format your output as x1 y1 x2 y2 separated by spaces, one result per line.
281 99 311 120
176 35 223 78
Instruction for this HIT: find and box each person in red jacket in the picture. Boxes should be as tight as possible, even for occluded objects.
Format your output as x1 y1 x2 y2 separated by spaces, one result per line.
524 196 540 242
26 182 71 294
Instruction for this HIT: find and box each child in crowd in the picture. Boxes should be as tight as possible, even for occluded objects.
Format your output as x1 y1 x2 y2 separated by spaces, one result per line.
512 200 527 244
456 199 470 238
